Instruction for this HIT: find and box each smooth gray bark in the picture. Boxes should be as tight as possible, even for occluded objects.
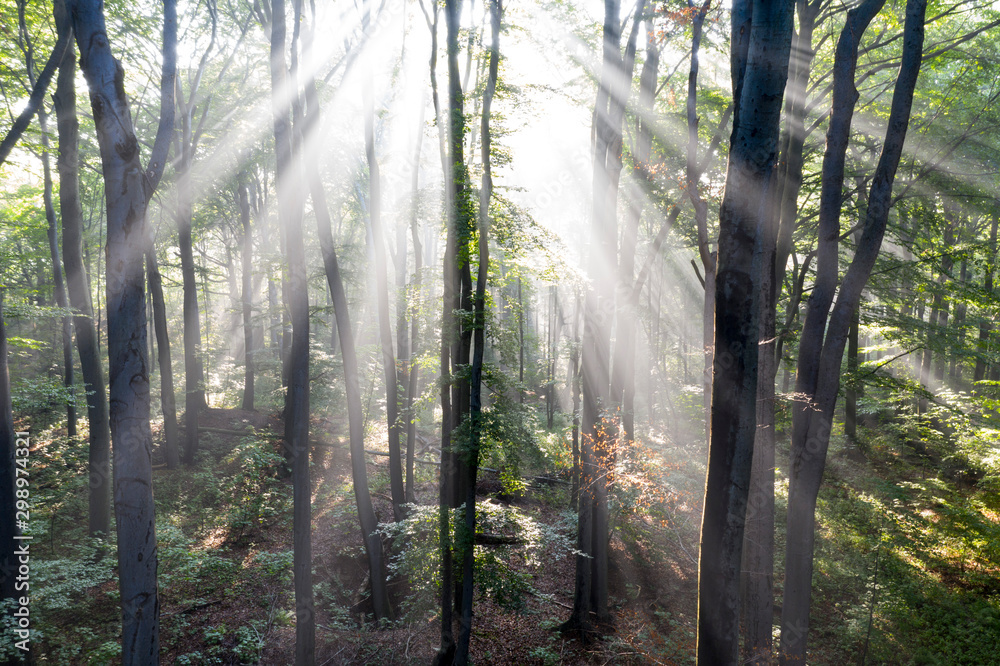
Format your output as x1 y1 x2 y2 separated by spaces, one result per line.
72 0 176 654
54 1 112 538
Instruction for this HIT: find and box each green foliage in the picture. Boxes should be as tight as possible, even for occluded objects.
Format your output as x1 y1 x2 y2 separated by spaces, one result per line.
221 434 287 543
378 501 577 620
10 376 77 428
158 524 240 603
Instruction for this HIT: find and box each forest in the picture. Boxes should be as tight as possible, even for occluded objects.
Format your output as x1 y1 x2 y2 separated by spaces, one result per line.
2 0 1000 663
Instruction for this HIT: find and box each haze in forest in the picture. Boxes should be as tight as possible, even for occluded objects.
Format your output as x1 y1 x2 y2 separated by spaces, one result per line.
3 0 1000 664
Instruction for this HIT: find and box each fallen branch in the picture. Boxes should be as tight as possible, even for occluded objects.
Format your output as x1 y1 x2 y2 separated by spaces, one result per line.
529 590 573 610
160 599 222 618
475 533 526 546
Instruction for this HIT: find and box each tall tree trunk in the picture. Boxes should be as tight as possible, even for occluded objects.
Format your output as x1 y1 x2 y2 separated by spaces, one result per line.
446 0 476 621
0 291 21 628
303 49 391 622
563 0 642 635
435 0 475 657
363 0 405 522
37 104 76 437
270 0 314 660
146 249 180 469
685 0 717 453
177 133 204 466
239 173 255 411
951 254 967 380
780 0 925 661
613 14 658 448
845 306 860 440
54 12 112 538
404 105 425 506
72 0 177 653
934 218 955 382
975 215 997 382
518 277 524 403
696 0 792 661
740 176 779 665
570 291 581 510
456 2 500 663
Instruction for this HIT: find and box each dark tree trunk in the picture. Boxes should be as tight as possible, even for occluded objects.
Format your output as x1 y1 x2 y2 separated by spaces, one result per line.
363 0 405 523
685 0 717 453
780 0 925 661
613 14 658 448
845 306 859 440
72 0 177 654
175 3 217 464
146 249 180 469
177 137 204 466
272 0 315 660
37 105 76 438
455 2 500 663
0 291 20 615
434 0 475 657
304 60 392 621
54 12 112 538
952 255 967 380
564 0 644 635
404 106 425 506
239 173 255 411
696 0 793 661
518 278 524 403
570 291 581 510
975 215 997 382
934 219 955 382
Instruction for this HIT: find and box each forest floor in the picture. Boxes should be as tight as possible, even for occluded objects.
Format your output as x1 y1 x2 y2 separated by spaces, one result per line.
13 402 1000 664
154 408 703 665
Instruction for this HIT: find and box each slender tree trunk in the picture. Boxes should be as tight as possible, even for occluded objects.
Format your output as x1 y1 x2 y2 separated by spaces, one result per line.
177 137 204 465
435 0 475 656
684 0 717 454
952 255 967 380
405 104 425 505
37 105 76 437
614 14 658 448
780 0 925 661
362 0 405 522
845 306 859 439
303 53 391 621
696 0 792 661
146 249 180 469
238 174 255 411
455 2 500 663
570 291 581 510
975 215 997 382
270 0 314 660
518 277 524 403
0 291 21 623
934 220 954 382
446 0 476 620
54 14 112 538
